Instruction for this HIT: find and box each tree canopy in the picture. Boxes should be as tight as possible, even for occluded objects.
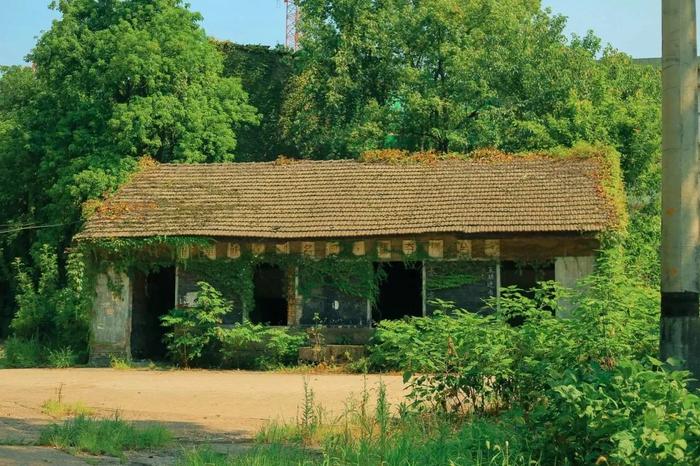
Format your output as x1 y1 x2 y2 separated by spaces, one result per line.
0 0 258 333
282 0 660 185
215 41 294 162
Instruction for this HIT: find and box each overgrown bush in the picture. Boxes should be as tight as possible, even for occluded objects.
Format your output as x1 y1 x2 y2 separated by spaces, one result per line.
160 282 307 369
9 245 91 364
161 281 230 367
370 265 658 412
218 321 307 369
535 358 700 465
365 253 700 464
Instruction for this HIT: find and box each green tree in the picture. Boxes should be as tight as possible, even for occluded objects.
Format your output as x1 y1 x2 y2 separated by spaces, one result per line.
0 66 42 335
0 0 257 335
215 41 295 161
282 0 660 183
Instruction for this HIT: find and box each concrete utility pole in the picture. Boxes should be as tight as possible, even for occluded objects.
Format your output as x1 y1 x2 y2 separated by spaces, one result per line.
661 0 700 381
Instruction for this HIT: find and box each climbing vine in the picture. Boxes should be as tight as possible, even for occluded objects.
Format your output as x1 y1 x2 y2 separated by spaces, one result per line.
78 237 394 324
425 261 479 291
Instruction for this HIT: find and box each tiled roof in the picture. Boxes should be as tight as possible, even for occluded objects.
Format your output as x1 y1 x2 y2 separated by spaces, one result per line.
76 157 617 240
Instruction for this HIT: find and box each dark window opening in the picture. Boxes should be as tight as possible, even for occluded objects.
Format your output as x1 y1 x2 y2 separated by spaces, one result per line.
500 261 555 297
250 264 288 325
131 266 175 361
373 262 423 322
500 261 555 324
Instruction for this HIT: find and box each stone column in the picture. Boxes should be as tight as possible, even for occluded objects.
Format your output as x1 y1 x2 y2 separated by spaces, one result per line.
661 0 700 382
89 268 132 366
554 256 595 318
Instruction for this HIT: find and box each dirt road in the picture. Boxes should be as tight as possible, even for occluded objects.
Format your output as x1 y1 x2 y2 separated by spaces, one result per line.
0 368 405 443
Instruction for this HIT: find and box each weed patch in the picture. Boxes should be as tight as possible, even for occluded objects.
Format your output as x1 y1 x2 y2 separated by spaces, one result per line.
41 399 93 419
252 379 542 465
109 356 132 370
39 415 171 458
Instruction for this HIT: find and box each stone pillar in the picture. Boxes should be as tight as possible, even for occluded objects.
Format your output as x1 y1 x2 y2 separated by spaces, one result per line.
661 0 700 382
286 266 302 326
555 256 595 318
89 268 132 366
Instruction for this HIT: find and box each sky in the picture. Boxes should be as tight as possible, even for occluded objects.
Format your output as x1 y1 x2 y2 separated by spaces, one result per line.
0 1 684 66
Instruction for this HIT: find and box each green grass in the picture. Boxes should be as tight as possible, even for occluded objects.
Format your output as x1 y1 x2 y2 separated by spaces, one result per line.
41 399 94 418
39 415 172 458
177 445 318 466
180 380 545 466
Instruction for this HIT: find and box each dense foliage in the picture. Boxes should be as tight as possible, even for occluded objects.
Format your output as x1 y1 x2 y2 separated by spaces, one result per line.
0 0 662 337
281 0 661 292
284 0 660 172
362 256 700 464
215 41 295 162
2 245 90 366
159 280 307 369
218 322 308 370
0 0 257 334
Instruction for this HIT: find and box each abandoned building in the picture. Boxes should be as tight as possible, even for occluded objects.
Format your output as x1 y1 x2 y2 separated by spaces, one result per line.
75 156 620 363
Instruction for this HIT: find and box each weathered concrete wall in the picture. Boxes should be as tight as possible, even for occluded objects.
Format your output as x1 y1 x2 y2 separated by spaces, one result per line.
89 268 132 366
554 256 595 318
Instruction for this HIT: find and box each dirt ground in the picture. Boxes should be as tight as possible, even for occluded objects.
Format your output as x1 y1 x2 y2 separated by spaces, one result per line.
0 368 405 444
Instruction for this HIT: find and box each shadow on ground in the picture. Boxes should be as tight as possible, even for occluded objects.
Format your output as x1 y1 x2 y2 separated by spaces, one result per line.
0 416 254 466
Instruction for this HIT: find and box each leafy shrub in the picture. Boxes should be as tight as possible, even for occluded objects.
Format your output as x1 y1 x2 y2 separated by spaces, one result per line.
10 246 91 363
366 258 700 464
370 268 659 413
534 358 700 465
2 336 45 367
161 281 230 367
218 321 307 369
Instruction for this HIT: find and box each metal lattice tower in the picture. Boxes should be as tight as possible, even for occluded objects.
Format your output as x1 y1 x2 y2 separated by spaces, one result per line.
285 0 300 51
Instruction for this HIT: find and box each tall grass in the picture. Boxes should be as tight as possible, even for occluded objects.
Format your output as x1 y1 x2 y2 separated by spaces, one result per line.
178 445 318 466
248 379 545 466
39 415 172 458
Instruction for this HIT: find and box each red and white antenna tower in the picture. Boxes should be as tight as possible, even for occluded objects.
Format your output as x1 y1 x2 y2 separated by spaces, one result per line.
285 0 300 51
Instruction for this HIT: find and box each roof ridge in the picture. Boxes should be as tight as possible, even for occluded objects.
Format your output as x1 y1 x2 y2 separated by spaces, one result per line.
154 157 590 168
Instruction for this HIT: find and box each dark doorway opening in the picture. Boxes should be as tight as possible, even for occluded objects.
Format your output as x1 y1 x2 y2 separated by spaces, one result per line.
250 264 288 325
373 262 423 322
131 266 175 360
